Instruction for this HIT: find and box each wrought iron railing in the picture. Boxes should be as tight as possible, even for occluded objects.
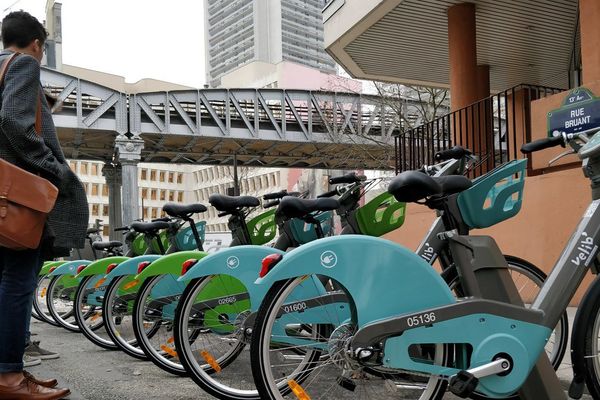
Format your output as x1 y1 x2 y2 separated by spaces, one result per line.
394 84 564 176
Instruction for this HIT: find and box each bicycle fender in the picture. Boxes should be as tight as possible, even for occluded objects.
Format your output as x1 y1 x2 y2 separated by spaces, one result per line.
135 250 208 280
48 260 91 277
178 245 286 303
75 256 129 278
104 255 162 280
255 235 455 326
40 261 66 276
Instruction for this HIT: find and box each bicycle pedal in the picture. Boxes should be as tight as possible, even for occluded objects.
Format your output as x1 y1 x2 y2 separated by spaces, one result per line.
568 376 585 399
449 370 479 398
336 376 356 392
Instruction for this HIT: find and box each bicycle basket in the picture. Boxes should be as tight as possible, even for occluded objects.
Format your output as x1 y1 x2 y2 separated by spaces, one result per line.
175 221 206 251
131 234 147 256
289 211 333 245
247 209 277 245
457 159 527 229
356 192 406 237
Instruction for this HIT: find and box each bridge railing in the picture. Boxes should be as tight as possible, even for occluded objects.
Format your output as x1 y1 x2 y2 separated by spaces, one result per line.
394 84 564 176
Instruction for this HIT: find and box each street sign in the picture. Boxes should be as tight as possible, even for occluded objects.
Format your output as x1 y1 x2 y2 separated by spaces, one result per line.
547 88 600 137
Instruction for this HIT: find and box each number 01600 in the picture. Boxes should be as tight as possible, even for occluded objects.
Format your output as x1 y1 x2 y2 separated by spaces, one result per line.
406 312 436 327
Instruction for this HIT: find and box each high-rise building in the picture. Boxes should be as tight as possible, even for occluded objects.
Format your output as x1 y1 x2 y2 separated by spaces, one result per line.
205 0 336 87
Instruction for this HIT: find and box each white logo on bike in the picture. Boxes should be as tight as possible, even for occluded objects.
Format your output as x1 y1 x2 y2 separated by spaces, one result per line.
320 251 338 269
226 256 240 269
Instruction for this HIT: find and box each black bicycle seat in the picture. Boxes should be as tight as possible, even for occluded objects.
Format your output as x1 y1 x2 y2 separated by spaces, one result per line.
209 194 260 211
92 241 123 251
163 203 207 218
276 196 339 219
435 175 472 195
389 172 472 203
130 221 170 234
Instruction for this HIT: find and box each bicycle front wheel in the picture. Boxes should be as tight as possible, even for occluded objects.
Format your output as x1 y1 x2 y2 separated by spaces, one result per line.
46 275 79 332
74 275 117 350
250 275 447 400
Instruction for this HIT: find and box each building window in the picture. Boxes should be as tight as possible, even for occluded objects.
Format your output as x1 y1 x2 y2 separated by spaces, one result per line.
151 208 158 219
81 163 88 174
91 163 99 176
91 184 99 196
142 188 148 199
178 192 184 202
169 191 175 201
69 161 76 171
141 169 147 180
151 189 157 200
103 225 110 237
177 173 183 184
103 205 109 216
168 172 174 183
144 207 150 219
91 204 99 215
159 171 166 182
160 190 166 201
150 170 156 181
102 185 109 197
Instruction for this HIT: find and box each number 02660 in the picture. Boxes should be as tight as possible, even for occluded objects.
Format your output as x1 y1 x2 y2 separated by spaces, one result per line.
406 312 436 327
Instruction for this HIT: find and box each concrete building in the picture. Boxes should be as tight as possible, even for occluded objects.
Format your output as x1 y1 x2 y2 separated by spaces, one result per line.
205 0 337 88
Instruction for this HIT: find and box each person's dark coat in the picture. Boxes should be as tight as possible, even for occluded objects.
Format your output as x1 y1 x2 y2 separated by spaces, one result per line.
0 50 88 252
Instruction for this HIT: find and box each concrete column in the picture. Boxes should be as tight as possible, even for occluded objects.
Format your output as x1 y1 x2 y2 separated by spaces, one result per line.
102 163 123 241
447 3 479 111
580 0 600 84
115 135 144 226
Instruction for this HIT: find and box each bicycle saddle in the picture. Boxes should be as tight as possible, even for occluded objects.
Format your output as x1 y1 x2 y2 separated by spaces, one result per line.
92 241 123 251
163 203 207 218
209 194 260 211
389 171 472 203
276 196 339 219
130 220 170 234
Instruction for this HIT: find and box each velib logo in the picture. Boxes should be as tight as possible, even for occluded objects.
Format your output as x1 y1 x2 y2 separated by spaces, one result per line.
571 232 599 267
420 243 436 263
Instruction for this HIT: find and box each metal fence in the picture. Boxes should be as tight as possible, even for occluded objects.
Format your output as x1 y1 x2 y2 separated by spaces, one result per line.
394 84 564 176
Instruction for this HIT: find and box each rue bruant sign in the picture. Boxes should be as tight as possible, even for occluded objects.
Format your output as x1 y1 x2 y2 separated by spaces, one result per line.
547 88 600 137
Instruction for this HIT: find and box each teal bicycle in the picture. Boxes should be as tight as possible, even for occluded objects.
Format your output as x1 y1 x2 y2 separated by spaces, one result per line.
249 140 582 399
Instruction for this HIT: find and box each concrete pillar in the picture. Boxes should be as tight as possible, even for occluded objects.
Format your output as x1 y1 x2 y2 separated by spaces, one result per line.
580 0 600 84
102 163 123 241
115 135 144 226
447 3 479 111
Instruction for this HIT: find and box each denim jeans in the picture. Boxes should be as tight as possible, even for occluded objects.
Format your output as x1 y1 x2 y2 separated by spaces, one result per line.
0 246 43 373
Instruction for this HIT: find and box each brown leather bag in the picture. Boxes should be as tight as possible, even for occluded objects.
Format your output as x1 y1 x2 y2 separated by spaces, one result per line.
0 52 59 250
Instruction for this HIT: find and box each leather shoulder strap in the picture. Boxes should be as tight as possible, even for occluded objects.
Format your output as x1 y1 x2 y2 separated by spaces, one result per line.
0 52 42 136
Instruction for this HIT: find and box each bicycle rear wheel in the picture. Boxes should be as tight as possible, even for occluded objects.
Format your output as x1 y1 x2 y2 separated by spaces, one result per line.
33 275 60 327
250 275 448 400
133 274 189 376
46 275 79 332
74 275 117 350
174 275 254 399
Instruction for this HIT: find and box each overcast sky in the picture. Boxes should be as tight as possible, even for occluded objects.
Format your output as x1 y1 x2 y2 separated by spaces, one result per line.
1 0 206 87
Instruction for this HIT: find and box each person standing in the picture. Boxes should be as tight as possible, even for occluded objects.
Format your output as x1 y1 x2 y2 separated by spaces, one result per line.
0 10 88 400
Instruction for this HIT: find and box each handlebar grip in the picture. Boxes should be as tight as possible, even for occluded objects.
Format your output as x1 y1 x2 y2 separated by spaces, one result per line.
217 211 230 218
317 189 339 198
263 200 280 208
114 226 129 232
434 146 472 161
521 136 564 154
263 190 287 200
329 172 358 184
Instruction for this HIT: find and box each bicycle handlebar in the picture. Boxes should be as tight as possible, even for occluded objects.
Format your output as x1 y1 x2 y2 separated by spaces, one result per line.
317 188 339 198
329 172 366 184
114 226 129 232
521 136 565 154
263 190 288 200
434 146 472 161
263 200 280 208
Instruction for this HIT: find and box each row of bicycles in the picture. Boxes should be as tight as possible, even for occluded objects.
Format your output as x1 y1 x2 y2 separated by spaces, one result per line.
31 131 600 399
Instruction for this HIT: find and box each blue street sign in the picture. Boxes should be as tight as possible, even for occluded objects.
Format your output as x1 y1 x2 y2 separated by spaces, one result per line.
547 88 600 137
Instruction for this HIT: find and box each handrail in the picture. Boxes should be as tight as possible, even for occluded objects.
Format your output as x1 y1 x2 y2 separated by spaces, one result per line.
394 83 565 176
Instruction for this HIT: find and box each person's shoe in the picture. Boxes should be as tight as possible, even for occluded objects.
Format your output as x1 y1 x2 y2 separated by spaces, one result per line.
23 354 41 367
0 378 70 399
23 371 58 388
24 341 59 360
